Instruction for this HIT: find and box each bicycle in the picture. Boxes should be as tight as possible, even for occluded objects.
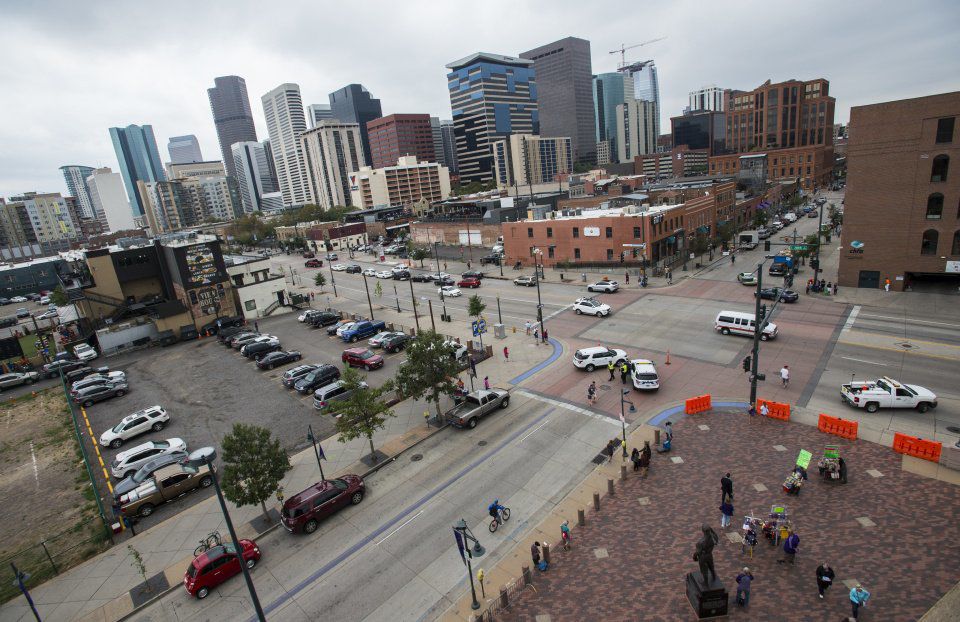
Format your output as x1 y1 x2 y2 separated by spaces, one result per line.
488 507 511 533
194 530 223 556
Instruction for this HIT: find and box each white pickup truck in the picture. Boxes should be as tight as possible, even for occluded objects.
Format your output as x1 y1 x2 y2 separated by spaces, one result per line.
840 377 938 413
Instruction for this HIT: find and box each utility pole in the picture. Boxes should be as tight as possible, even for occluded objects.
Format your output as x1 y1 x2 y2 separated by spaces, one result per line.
812 203 826 285
362 274 375 320
749 262 765 408
533 249 546 341
409 278 420 332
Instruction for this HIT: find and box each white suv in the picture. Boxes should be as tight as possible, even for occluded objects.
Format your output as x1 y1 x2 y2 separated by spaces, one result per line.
73 343 98 362
573 297 611 317
573 346 627 371
587 281 619 293
110 438 186 479
100 406 169 448
631 359 660 391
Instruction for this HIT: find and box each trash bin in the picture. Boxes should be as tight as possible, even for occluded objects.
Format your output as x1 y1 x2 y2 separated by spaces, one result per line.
494 323 505 339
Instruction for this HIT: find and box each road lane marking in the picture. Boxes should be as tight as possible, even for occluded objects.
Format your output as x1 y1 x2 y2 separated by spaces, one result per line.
515 389 621 428
836 340 960 362
29 441 39 489
375 510 423 546
858 313 960 329
518 419 551 443
839 356 887 366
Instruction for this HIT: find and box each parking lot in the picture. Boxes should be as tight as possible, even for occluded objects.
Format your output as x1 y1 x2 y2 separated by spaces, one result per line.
77 307 410 527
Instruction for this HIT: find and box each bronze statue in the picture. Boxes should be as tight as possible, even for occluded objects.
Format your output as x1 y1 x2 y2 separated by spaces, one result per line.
692 524 719 586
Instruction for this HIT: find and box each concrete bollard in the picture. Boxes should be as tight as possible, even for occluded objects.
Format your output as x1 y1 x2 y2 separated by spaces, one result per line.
607 478 615 496
655 429 661 445
578 508 585 526
593 491 600 510
522 565 532 584
621 465 627 480
542 542 550 565
499 585 508 608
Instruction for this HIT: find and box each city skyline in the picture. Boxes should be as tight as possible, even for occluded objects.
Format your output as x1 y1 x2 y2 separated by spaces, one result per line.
1 0 957 197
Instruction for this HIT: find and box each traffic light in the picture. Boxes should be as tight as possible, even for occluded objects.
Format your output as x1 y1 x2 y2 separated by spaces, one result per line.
810 258 820 270
759 304 768 320
764 240 771 252
742 356 751 372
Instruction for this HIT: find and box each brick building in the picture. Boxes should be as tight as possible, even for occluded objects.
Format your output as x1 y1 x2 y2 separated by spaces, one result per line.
838 92 960 291
365 114 436 170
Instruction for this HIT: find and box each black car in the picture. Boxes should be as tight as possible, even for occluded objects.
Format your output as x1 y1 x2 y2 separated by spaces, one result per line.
257 350 302 370
243 340 281 360
345 265 362 274
200 315 245 336
282 364 319 388
294 364 341 394
768 263 787 276
65 365 110 384
411 272 434 283
756 288 799 303
0 298 10 306
217 325 247 343
392 270 410 281
73 381 127 406
479 254 501 266
461 270 484 280
42 359 87 379
309 311 341 328
433 276 455 286
380 333 410 353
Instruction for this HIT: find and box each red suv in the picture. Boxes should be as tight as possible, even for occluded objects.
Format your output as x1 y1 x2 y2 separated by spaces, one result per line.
457 277 481 288
281 476 365 534
183 539 261 599
302 251 315 258
305 259 323 268
341 348 384 370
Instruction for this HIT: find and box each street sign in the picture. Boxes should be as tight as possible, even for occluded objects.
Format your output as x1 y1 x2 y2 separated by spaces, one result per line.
621 243 647 248
471 319 487 336
790 245 809 251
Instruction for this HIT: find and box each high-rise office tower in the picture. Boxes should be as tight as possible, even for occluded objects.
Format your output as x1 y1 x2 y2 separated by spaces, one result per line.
261 83 311 206
86 167 134 232
520 37 595 164
207 76 258 179
593 73 634 162
108 124 166 217
430 117 446 167
446 52 538 184
689 86 726 112
262 140 280 190
307 104 334 129
439 119 458 173
232 141 278 213
59 165 96 218
300 121 365 209
620 61 661 139
328 85 382 167
167 135 203 164
491 135 572 188
366 114 436 169
616 100 657 162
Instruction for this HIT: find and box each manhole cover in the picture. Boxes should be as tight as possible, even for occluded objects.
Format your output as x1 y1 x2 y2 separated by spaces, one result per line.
946 426 960 435
478 440 488 446
410 454 423 462
896 342 914 349
599 384 611 391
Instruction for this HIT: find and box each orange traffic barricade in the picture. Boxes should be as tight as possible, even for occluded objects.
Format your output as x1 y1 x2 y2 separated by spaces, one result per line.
892 432 942 463
817 414 858 440
757 399 790 421
684 394 712 414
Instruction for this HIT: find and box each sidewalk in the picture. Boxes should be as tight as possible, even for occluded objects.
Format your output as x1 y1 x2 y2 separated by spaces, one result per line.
0 324 557 622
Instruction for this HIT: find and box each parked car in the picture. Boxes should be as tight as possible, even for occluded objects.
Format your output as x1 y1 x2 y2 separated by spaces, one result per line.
112 450 189 499
514 276 537 287
331 263 347 271
345 265 362 274
36 310 58 320
439 286 462 297
256 350 302 369
313 380 367 410
119 461 208 517
10 296 27 303
99 406 169 448
231 332 264 349
15 308 30 319
110 438 187 479
375 270 393 279
184 539 261 599
587 281 619 293
736 272 758 286
305 259 323 268
216 325 247 343
411 272 434 283
302 251 315 258
299 309 322 323
572 297 611 317
341 348 384 370
380 332 410 353
341 320 386 343
242 339 282 360
367 332 395 348
362 268 377 277
479 254 501 266
336 321 359 338
64 365 110 384
42 359 87 379
74 381 128 406
461 270 484 280
282 364 319 388
73 343 98 362
281 476 365 534
808 210 819 218
294 364 341 394
756 287 799 303
631 359 661 391
326 320 354 336
0 371 39 391
392 269 410 281
70 372 126 395
325 253 339 261
768 263 787 277
457 278 481 289
572 346 627 372
308 311 341 328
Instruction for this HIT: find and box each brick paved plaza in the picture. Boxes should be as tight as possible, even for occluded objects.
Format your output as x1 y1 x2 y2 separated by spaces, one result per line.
501 411 960 621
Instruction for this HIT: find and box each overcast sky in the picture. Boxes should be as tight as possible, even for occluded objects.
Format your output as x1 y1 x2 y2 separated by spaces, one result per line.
1 0 957 199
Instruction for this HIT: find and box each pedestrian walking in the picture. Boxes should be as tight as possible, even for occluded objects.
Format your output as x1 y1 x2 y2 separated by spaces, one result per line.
603 438 617 462
254 320 259 332
780 365 790 388
560 520 571 550
531 541 541 567
525 320 532 335
608 360 616 381
483 376 490 390
731 253 736 264
619 361 629 385
826 281 833 295
778 530 800 564
735 567 753 607
815 562 835 599
625 271 630 284
884 278 891 292
805 281 811 294
503 346 509 361
667 269 673 285
721 473 734 502
533 328 539 343
832 282 838 296
639 441 651 476
587 381 597 404
760 402 769 417
631 447 641 471
542 328 548 343
720 498 734 528
849 584 870 619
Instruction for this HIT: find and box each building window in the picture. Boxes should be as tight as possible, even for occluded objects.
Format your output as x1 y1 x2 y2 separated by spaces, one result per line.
548 247 555 258
953 231 960 255
927 193 944 219
921 229 939 255
931 155 949 182
574 248 580 259
936 117 955 143
633 226 642 238
606 249 614 260
605 227 613 238
806 166 811 175
527 227 534 237
572 227 579 238
546 227 553 238
245 299 257 311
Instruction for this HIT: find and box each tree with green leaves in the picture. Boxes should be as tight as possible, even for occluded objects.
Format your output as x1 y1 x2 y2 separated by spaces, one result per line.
50 286 69 307
374 281 382 299
409 245 431 267
691 233 710 261
327 366 395 462
314 272 326 290
467 294 486 347
752 210 770 228
219 424 292 522
395 330 463 421
715 222 735 249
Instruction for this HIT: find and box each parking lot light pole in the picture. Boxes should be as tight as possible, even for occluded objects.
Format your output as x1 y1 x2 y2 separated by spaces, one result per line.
184 448 265 622
496 295 502 324
620 389 635 458
307 425 325 481
362 274 375 320
328 261 338 298
533 249 545 341
409 279 420 332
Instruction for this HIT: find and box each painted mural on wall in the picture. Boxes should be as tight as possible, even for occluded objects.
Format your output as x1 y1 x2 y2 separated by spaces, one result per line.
184 244 224 286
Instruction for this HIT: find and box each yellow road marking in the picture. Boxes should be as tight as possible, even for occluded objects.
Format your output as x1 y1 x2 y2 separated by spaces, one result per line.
80 405 113 494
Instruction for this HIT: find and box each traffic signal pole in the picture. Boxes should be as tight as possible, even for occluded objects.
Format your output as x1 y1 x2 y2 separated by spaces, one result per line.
749 263 764 408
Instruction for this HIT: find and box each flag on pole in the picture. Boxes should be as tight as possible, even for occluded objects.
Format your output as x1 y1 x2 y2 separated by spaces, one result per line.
318 443 326 461
453 528 466 565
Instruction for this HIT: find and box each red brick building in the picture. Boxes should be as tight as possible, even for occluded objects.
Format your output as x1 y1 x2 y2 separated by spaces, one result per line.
838 92 960 291
366 114 435 170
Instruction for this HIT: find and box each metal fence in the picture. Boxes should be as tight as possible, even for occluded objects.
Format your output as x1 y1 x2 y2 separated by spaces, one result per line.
473 572 533 621
0 528 110 604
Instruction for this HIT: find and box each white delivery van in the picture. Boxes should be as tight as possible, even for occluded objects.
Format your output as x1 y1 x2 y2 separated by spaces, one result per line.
715 311 778 340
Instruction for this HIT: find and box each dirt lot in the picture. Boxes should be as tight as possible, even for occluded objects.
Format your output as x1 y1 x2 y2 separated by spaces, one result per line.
0 389 110 603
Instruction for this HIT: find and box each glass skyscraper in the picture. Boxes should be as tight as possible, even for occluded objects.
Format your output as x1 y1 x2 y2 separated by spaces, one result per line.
328 85 382 167
208 76 258 180
593 72 633 161
620 61 661 139
108 124 166 217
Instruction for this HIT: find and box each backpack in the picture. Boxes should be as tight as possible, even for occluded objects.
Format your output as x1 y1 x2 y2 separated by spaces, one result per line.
538 560 548 572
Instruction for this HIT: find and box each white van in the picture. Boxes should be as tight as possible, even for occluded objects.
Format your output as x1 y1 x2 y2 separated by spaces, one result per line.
783 212 797 223
715 311 778 340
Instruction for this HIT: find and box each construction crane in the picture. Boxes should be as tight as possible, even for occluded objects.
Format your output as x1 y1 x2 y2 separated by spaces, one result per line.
609 37 667 68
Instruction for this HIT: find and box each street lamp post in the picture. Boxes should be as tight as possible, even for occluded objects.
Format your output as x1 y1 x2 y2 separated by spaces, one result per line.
306 425 325 481
496 296 502 325
533 248 545 342
393 284 401 313
10 564 40 622
409 279 420 332
620 389 635 459
328 260 338 298
362 274 375 320
453 519 485 610
184 448 265 622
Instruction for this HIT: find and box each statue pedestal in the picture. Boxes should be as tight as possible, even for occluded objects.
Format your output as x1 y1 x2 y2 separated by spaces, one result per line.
685 572 728 619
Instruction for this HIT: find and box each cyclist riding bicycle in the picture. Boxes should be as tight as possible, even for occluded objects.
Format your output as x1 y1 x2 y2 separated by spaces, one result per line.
488 499 506 525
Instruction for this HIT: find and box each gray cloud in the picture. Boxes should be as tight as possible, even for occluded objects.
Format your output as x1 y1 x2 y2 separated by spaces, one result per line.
1 0 957 198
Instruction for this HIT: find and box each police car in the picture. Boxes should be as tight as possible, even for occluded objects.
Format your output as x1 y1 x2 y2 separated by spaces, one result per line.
630 359 660 391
